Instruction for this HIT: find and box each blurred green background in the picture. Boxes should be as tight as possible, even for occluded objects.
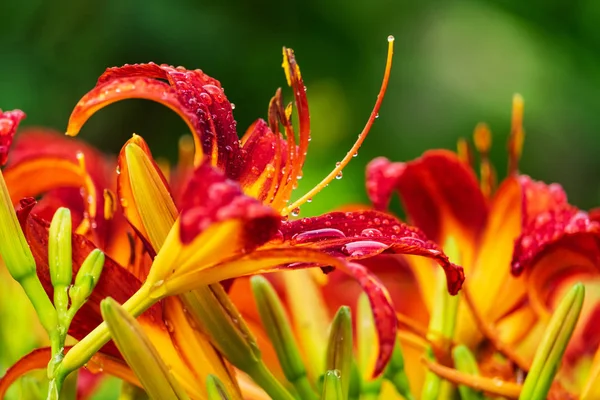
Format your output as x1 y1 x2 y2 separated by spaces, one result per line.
2 0 600 216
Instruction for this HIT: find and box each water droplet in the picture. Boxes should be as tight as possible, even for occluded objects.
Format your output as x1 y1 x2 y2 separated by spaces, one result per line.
361 228 383 238
335 171 343 180
265 164 275 178
115 166 121 175
165 320 174 333
291 207 301 217
231 103 236 110
388 35 395 42
251 166 260 175
292 228 346 244
342 241 387 257
307 198 312 203
375 113 380 119
153 279 164 288
352 152 358 158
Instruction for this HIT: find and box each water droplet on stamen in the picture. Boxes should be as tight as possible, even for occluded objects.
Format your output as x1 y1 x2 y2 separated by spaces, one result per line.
375 113 380 119
231 103 236 110
352 152 358 158
291 207 301 217
307 198 312 203
336 171 343 180
388 35 395 42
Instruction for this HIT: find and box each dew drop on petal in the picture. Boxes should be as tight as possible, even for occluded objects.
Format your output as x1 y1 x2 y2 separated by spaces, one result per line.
265 164 275 178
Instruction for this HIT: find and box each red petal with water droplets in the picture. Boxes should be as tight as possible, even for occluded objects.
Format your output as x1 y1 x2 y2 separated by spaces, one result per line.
0 109 25 166
179 160 281 248
67 63 241 178
279 210 465 295
511 176 600 276
19 209 162 357
366 151 488 244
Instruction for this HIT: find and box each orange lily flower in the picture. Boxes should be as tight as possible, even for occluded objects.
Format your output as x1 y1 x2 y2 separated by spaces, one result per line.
318 96 600 398
0 40 465 399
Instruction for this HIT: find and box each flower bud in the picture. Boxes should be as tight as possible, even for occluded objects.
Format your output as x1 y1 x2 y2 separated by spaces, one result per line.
48 208 73 288
250 276 308 386
101 297 190 400
69 249 104 314
321 370 343 400
0 171 37 282
48 208 72 323
181 285 294 400
519 282 585 400
326 306 353 400
0 171 58 342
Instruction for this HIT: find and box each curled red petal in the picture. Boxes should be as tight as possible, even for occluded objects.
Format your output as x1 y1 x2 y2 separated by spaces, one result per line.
345 261 398 376
68 63 241 178
280 210 465 295
179 160 281 248
366 151 488 244
20 208 162 358
511 176 600 276
0 109 25 166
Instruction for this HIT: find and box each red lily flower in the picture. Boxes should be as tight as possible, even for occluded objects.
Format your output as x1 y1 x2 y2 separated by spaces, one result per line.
0 41 465 398
317 96 599 397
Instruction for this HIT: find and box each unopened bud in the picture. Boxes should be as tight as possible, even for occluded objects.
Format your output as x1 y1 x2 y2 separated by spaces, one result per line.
101 297 190 400
519 282 585 400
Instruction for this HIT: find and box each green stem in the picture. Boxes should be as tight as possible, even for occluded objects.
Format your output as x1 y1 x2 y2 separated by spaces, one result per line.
55 284 155 382
292 375 318 400
248 362 295 400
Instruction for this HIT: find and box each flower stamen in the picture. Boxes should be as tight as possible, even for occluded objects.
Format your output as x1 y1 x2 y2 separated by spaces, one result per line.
283 36 395 216
507 94 525 175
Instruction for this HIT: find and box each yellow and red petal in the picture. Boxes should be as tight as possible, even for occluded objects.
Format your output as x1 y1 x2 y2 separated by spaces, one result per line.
179 160 280 247
279 210 465 295
117 134 178 258
0 109 25 166
366 151 488 248
18 203 161 358
67 63 242 178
